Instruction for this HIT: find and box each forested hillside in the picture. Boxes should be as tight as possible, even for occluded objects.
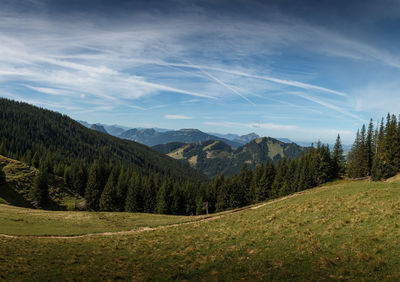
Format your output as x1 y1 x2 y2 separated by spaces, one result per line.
153 137 304 177
3 98 398 217
0 98 203 182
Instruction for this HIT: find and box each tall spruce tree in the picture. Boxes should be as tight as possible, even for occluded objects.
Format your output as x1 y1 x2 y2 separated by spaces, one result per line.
271 158 288 198
347 129 364 178
0 165 6 185
85 159 108 211
332 134 345 178
116 169 129 211
125 173 142 212
31 152 40 168
156 178 172 214
99 169 119 211
0 142 6 156
365 119 374 176
30 167 50 207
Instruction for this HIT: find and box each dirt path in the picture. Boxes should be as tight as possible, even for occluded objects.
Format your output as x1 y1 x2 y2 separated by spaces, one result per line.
0 189 311 240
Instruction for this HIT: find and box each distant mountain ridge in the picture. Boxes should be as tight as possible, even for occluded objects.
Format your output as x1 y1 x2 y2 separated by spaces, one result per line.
119 128 242 148
233 133 260 144
153 136 304 177
90 124 107 134
77 120 336 150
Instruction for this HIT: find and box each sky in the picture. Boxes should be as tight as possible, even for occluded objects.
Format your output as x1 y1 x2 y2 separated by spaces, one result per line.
1 0 400 144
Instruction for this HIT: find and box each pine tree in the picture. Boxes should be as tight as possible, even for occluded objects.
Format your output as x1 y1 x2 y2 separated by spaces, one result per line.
142 175 156 213
332 134 345 178
72 163 88 197
195 195 204 215
31 152 40 168
99 169 119 211
215 179 228 212
125 174 142 212
382 114 398 178
271 158 287 198
116 169 128 211
0 142 6 156
30 168 50 207
313 143 332 185
365 119 374 175
280 159 297 197
170 182 184 215
64 167 72 188
238 164 253 206
250 164 265 203
347 129 364 178
156 179 172 214
85 160 108 211
0 165 6 185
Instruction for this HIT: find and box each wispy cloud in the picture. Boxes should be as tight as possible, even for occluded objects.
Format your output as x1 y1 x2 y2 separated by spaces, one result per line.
165 114 193 120
287 92 363 121
0 1 398 144
203 121 353 143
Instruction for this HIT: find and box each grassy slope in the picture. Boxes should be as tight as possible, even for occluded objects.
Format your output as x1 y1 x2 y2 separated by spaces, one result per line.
0 155 83 210
0 204 201 236
1 180 400 280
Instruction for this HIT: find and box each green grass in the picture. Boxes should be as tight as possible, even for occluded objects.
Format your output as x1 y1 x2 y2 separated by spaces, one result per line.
1 179 400 280
0 204 205 236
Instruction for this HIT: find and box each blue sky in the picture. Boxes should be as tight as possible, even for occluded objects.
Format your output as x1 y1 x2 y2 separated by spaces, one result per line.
1 0 400 144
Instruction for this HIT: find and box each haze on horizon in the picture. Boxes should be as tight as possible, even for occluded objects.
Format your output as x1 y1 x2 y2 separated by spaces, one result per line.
1 0 400 144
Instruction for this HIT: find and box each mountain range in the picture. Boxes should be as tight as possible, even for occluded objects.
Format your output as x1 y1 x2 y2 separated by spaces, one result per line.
153 137 304 177
79 120 294 147
118 128 243 148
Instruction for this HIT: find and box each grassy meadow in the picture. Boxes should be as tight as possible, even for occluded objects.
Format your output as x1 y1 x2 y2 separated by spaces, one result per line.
1 179 400 280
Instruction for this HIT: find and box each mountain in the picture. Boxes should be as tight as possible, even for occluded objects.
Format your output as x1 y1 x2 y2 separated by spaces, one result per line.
119 128 242 148
206 132 239 140
101 124 126 136
78 120 91 128
232 133 260 144
153 137 304 177
276 138 293 143
90 124 108 134
0 98 204 181
78 121 129 137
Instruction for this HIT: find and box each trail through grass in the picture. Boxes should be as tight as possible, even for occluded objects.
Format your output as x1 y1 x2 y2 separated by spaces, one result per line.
1 179 400 280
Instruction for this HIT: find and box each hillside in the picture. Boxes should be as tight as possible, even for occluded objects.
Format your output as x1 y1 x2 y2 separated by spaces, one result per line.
232 132 260 144
1 179 400 280
153 137 304 177
90 124 108 134
0 155 83 210
0 98 204 181
119 128 242 148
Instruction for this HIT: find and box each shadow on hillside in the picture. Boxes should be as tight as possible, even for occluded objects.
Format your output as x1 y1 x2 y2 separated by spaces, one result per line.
0 183 34 208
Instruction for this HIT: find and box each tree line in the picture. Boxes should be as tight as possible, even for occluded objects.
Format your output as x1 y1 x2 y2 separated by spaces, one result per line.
1 96 398 215
61 137 344 214
347 114 400 180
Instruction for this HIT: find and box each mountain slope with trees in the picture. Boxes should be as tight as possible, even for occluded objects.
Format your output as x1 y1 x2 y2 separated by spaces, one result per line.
0 98 204 182
153 137 305 177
